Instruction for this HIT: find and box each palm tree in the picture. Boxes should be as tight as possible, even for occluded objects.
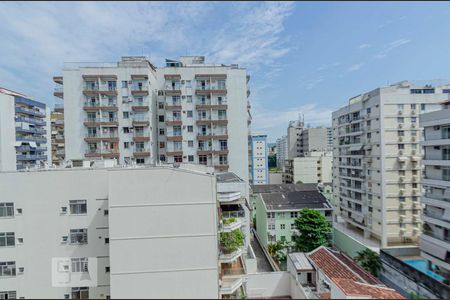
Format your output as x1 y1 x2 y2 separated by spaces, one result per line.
355 248 381 276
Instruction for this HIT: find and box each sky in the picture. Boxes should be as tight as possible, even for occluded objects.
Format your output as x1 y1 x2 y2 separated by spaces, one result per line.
1 1 450 142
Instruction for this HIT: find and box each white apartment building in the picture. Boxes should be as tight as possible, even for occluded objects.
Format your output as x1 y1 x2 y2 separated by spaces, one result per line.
276 135 287 169
249 135 268 185
0 87 51 171
0 162 255 299
332 81 448 248
283 151 332 184
420 100 450 278
55 56 251 186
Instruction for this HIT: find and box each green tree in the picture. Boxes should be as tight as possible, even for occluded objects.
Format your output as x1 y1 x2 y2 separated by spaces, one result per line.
354 248 382 276
220 229 244 253
268 240 290 263
292 208 331 252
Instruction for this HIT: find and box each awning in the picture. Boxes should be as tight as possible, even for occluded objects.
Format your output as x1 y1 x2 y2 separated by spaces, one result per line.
29 142 37 148
14 141 23 147
420 237 448 260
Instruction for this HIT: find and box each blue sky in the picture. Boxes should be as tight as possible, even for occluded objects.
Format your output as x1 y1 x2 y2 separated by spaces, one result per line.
1 2 450 142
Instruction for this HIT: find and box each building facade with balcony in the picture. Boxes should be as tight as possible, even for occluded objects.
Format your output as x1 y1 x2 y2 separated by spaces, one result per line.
55 56 251 188
420 100 450 279
54 57 158 166
332 81 449 249
276 135 288 170
0 162 256 299
0 87 51 171
51 104 65 165
249 135 269 185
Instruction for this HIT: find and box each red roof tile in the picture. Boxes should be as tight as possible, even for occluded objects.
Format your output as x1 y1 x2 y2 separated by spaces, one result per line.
333 278 405 299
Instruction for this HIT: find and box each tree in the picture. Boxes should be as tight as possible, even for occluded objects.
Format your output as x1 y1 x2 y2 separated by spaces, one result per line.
268 240 290 263
220 229 244 253
292 208 331 252
354 248 381 276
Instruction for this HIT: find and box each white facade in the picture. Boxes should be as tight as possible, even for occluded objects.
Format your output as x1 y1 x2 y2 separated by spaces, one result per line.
284 151 332 184
249 135 268 185
332 81 447 248
275 135 287 169
0 87 51 171
56 56 250 187
420 101 450 276
0 163 254 299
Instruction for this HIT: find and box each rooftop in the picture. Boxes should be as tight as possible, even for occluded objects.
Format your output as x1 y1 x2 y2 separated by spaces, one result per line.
288 253 313 271
261 190 331 211
0 87 30 99
251 183 318 194
216 172 244 183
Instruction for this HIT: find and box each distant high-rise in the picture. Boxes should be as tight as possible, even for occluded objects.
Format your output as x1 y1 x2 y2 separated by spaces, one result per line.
0 87 51 170
332 80 448 248
249 134 268 185
50 103 65 165
276 135 288 169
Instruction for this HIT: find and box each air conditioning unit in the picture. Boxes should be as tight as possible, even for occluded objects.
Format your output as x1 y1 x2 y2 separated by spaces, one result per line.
399 150 403 155
412 176 418 182
411 110 416 115
412 150 417 155
399 189 405 195
412 124 416 128
398 124 403 129
399 176 405 182
398 110 403 115
61 236 68 243
399 136 403 142
411 137 416 142
61 207 67 214
18 267 24 275
128 80 132 84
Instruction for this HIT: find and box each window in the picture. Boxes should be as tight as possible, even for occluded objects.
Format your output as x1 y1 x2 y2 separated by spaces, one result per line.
121 81 128 88
280 236 286 242
186 95 192 103
123 112 129 119
397 104 404 110
159 155 166 162
0 291 16 299
105 267 110 273
399 170 406 176
71 287 89 299
267 212 275 218
291 223 296 230
123 127 130 134
268 224 275 230
187 126 193 132
290 212 298 218
174 156 182 163
219 140 227 150
188 155 194 162
105 238 109 244
187 111 193 118
0 262 15 277
71 258 88 273
104 210 109 216
158 115 165 122
158 102 164 109
397 117 404 123
188 140 194 147
136 158 145 165
421 104 426 111
70 229 88 245
124 142 129 149
280 224 285 230
0 203 14 217
411 117 417 123
0 233 15 247
366 107 371 114
69 200 87 215
398 144 405 150
398 130 405 137
159 142 165 149
186 80 192 88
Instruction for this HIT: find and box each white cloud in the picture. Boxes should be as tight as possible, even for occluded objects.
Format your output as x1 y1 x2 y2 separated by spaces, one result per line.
358 43 371 49
373 38 411 59
347 63 364 72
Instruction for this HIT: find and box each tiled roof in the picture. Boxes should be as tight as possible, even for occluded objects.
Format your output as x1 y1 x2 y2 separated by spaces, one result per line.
333 278 405 299
308 247 361 282
307 247 404 299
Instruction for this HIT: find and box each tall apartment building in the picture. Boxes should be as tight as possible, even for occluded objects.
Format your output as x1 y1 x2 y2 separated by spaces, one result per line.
283 151 332 184
0 87 51 171
420 100 450 278
54 56 250 186
51 104 65 165
0 162 255 299
332 81 448 248
286 118 332 159
249 135 268 185
276 135 287 169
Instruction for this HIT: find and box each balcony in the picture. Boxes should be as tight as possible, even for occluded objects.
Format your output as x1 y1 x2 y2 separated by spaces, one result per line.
219 247 244 263
131 86 149 96
220 277 243 295
215 163 229 171
132 134 150 142
53 76 63 84
164 85 181 96
83 102 118 112
133 148 151 157
166 135 182 141
83 85 117 96
196 102 228 110
165 102 182 110
85 150 102 158
166 150 183 156
54 104 64 113
16 136 47 143
84 133 118 143
218 192 242 203
15 106 46 118
16 154 47 161
101 150 120 159
195 87 227 95
15 127 46 135
132 118 150 127
165 119 182 126
83 118 118 127
54 86 63 98
197 133 228 140
131 101 149 111
53 134 65 143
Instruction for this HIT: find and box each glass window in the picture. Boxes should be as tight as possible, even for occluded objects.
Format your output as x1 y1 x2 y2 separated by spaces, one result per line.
187 126 193 132
188 141 194 147
71 258 88 273
397 104 404 110
0 233 15 247
411 117 417 123
69 200 87 215
187 111 193 118
280 224 285 229
121 81 128 88
71 287 89 299
0 262 16 277
70 229 88 245
397 117 404 123
0 203 14 218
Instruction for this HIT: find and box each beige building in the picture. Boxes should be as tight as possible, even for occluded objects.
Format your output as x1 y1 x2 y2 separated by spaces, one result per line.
51 104 65 165
283 151 332 184
332 81 448 248
420 99 450 278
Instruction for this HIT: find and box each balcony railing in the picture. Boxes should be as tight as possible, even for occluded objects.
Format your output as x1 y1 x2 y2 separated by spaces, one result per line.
15 106 46 117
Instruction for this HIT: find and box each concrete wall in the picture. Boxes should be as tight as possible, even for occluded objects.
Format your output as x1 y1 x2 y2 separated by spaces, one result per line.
332 226 371 258
246 272 291 298
108 168 219 299
269 172 283 184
